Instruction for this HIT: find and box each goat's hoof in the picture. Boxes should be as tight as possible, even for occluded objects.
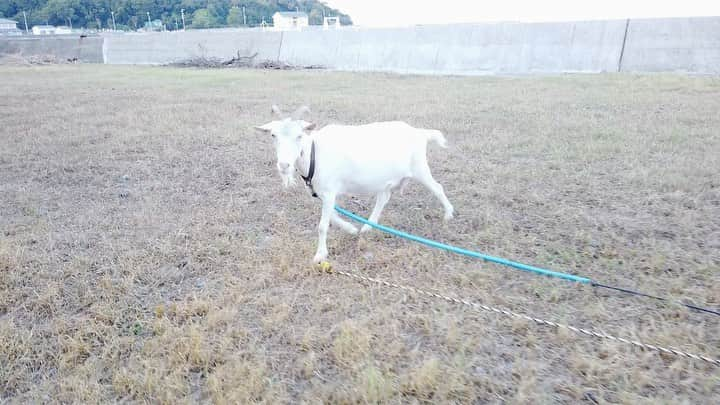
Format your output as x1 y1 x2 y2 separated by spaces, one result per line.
360 225 372 233
313 252 328 263
346 226 359 235
443 211 454 221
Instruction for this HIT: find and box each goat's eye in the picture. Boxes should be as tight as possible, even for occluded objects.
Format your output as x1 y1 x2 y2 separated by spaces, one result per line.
271 133 276 138
296 135 302 141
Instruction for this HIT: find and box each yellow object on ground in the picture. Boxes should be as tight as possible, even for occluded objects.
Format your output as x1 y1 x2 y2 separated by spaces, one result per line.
317 261 333 273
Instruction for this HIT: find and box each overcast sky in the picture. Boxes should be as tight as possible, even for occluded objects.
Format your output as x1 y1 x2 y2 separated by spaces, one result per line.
325 0 720 27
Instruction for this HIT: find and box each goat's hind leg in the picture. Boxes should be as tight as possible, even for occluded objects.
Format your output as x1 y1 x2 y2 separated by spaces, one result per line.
331 211 358 234
413 161 454 220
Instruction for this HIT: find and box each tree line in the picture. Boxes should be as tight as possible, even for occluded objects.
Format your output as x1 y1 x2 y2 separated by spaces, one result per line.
0 0 352 31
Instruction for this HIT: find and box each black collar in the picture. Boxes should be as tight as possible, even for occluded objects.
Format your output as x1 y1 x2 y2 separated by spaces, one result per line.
299 141 318 198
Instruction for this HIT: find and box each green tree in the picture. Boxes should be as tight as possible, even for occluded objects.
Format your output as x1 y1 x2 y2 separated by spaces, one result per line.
41 0 81 27
3 0 352 30
207 0 228 24
226 6 243 26
190 8 212 28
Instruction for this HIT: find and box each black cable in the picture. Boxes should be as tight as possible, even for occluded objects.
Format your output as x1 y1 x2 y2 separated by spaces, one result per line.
592 282 720 317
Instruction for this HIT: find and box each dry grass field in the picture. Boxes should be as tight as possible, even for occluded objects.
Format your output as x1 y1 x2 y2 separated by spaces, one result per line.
1 65 719 403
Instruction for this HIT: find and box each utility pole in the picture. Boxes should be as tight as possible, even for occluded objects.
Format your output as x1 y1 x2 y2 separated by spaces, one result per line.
242 6 246 26
181 9 186 30
146 12 151 30
22 10 29 34
111 11 116 31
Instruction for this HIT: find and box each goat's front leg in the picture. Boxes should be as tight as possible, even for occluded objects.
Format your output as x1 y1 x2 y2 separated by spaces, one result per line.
313 193 336 263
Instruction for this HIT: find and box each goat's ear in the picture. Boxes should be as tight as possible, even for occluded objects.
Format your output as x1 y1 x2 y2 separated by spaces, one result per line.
299 120 316 131
292 105 311 120
271 105 283 117
254 122 275 134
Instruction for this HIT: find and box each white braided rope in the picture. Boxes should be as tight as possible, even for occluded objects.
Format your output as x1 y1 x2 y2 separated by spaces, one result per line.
325 268 720 367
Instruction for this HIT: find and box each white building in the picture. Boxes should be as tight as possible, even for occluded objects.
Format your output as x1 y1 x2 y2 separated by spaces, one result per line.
54 26 72 34
32 25 56 35
0 18 22 35
323 16 341 30
272 11 308 31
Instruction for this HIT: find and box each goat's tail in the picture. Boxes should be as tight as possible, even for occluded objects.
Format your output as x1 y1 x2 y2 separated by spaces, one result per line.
425 129 448 148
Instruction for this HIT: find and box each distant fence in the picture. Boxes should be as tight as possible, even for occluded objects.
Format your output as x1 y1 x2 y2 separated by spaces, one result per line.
2 17 719 74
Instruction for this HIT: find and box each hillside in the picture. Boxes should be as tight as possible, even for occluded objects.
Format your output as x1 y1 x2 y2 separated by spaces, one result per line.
0 0 352 30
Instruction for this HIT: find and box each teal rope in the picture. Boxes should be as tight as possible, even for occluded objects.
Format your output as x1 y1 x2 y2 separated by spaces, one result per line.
335 206 591 284
334 206 720 316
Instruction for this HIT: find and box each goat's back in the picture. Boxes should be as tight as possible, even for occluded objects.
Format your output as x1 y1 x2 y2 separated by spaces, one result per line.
310 121 443 194
314 121 435 154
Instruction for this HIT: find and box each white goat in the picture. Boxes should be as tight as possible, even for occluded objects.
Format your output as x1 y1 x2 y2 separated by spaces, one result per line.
256 105 454 263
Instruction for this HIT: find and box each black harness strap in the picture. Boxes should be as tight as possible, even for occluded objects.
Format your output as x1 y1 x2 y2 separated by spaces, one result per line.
300 141 318 198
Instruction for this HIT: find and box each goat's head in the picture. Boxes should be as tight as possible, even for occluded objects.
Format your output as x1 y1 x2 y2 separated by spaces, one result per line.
255 105 316 188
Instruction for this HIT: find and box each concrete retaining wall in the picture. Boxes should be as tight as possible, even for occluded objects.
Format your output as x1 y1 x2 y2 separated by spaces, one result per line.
278 20 627 74
0 35 103 63
3 17 719 74
620 17 720 74
102 28 282 65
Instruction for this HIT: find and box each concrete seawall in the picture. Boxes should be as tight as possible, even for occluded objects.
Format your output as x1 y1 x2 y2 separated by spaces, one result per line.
277 20 628 74
102 29 282 65
0 35 103 63
2 17 719 75
620 17 720 74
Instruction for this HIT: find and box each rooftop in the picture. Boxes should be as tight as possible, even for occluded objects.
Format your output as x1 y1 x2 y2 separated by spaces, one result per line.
0 18 19 24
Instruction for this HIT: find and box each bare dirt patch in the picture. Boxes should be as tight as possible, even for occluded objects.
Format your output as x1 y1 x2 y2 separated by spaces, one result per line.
1 66 718 403
0 53 78 66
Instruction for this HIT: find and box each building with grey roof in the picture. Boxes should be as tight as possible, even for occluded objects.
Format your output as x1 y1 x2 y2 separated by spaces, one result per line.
0 18 22 35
